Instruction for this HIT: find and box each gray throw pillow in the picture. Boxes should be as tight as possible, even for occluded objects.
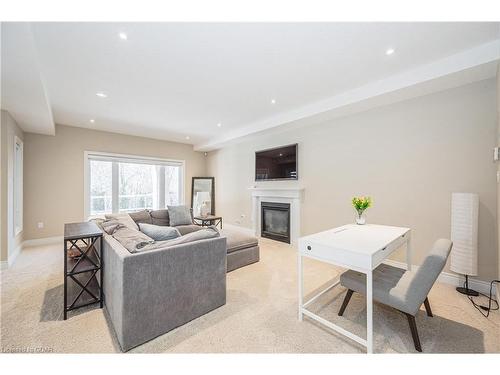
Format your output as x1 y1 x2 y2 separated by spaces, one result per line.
167 205 192 226
138 223 181 241
129 210 153 225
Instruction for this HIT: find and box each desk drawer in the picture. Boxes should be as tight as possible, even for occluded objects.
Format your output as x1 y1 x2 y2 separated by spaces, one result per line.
299 240 371 270
372 234 408 268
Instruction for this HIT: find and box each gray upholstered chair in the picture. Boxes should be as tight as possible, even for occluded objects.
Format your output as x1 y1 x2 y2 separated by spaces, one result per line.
338 238 453 352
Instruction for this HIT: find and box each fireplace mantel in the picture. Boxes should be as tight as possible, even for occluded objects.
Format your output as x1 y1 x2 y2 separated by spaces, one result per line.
249 186 304 246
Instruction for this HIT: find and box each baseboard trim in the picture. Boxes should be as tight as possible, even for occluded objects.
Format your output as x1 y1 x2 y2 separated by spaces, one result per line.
8 243 22 267
384 259 496 296
0 260 8 270
222 223 255 237
23 236 62 248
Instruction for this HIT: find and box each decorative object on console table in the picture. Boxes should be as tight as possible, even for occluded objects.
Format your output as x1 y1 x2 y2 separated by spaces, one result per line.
191 177 215 217
450 192 479 296
193 215 223 229
352 196 372 225
63 222 103 320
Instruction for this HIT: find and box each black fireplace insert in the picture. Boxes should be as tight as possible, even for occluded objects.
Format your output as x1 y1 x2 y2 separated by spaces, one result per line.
261 202 290 244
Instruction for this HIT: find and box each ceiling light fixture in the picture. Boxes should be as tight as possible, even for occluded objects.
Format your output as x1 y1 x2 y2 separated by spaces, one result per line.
185 136 190 140
217 123 222 128
96 92 107 98
119 32 128 40
385 48 395 56
90 119 95 123
271 99 276 104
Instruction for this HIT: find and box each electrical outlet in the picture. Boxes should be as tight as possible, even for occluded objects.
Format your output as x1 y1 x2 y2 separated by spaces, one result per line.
37 222 44 229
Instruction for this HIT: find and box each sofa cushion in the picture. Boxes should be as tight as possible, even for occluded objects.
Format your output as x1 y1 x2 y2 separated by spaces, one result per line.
167 205 193 226
129 210 153 225
220 228 258 253
105 213 139 231
150 209 169 226
139 223 180 241
176 224 203 236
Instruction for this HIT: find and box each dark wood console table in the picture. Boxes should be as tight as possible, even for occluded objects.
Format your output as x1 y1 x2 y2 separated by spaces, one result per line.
193 215 223 229
63 222 103 320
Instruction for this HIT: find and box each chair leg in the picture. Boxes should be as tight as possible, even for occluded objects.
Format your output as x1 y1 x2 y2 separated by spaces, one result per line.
405 313 422 352
338 289 354 316
423 297 433 317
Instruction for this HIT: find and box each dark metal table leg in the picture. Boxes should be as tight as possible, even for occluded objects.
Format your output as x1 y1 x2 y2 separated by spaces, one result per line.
100 236 104 308
63 239 68 320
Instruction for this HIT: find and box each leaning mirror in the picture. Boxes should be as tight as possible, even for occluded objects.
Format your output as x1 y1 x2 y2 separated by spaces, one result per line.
191 177 215 217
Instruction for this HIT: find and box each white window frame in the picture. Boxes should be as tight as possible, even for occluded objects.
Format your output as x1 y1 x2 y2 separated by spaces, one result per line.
84 151 185 219
13 136 23 236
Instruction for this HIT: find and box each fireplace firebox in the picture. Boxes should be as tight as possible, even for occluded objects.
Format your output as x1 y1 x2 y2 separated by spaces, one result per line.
261 202 291 244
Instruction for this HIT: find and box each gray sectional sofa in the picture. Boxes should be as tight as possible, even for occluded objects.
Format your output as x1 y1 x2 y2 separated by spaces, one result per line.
102 208 259 351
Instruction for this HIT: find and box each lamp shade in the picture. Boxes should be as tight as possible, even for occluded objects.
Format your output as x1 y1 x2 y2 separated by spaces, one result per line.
450 192 479 276
196 191 211 203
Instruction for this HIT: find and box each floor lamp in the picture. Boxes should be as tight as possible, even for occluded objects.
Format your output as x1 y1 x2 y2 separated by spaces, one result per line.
450 192 479 296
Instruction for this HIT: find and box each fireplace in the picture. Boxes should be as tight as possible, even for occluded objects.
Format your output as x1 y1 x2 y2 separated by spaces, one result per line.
261 202 291 244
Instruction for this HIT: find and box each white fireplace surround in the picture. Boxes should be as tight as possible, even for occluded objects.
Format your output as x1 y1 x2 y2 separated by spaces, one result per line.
249 187 304 246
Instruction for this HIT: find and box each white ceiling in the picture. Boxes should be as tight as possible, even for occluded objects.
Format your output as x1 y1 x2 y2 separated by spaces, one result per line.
1 22 499 149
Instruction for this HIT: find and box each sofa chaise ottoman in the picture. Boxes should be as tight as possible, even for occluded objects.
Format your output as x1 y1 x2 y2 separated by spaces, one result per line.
220 228 260 272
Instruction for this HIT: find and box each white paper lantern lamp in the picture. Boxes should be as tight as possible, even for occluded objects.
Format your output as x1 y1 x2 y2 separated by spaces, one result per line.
450 192 479 296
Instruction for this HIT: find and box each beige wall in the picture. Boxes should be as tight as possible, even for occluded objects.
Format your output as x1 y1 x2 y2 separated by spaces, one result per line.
1 110 25 263
23 124 206 240
207 79 498 281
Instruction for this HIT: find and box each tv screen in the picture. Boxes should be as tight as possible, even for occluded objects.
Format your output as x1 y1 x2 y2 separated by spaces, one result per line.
255 144 298 181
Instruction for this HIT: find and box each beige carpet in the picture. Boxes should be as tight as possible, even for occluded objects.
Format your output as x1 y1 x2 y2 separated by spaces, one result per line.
1 237 499 353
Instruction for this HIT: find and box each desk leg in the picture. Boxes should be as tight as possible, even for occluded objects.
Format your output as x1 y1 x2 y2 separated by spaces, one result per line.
366 270 373 354
298 253 303 321
406 235 412 271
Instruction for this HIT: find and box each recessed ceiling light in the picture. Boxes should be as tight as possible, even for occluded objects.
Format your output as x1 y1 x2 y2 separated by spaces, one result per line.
279 153 283 157
385 48 395 56
119 32 128 40
89 119 95 123
217 123 222 128
185 136 190 140
96 92 107 98
271 99 276 104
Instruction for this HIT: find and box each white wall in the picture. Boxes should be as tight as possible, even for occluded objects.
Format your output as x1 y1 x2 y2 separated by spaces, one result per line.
207 79 498 281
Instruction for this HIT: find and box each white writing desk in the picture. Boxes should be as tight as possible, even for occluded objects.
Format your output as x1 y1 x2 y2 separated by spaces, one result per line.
298 224 411 353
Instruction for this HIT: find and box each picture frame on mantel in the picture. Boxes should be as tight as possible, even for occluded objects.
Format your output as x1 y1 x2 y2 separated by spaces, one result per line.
191 177 215 217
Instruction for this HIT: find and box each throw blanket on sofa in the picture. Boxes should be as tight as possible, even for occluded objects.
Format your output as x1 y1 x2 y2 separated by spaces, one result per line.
100 219 220 254
138 226 220 252
101 219 155 253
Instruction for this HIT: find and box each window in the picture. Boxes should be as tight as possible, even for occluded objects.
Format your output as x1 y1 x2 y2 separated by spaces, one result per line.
85 152 184 217
14 137 23 235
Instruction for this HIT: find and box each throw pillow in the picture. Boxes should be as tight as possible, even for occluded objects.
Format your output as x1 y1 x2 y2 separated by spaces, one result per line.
167 205 193 226
105 213 139 231
150 209 169 226
138 223 181 241
129 210 153 225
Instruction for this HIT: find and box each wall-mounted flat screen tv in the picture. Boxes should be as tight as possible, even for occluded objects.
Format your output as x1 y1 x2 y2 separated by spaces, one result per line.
255 144 298 181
